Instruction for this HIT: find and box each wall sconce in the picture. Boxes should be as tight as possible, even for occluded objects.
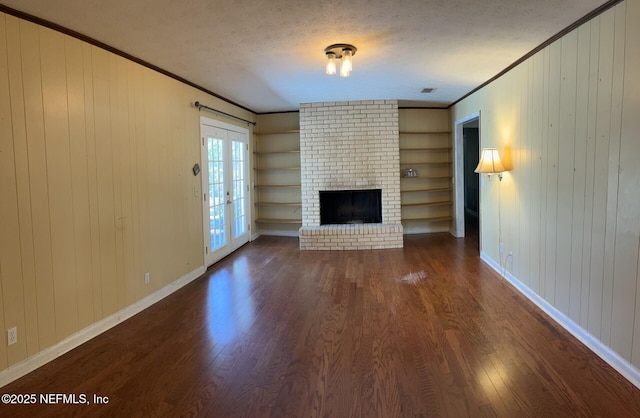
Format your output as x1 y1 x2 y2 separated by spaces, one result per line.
325 44 357 77
475 148 506 181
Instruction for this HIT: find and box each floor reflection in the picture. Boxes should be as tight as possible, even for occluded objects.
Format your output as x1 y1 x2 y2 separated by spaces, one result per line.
205 256 255 344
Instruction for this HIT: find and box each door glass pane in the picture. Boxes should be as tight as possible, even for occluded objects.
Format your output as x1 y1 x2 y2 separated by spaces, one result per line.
208 137 226 251
232 140 247 238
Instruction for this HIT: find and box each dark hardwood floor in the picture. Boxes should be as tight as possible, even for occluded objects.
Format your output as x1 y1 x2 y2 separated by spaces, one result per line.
2 234 640 417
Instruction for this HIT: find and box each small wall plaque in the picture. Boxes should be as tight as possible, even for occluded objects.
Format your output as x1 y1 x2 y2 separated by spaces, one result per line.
403 168 418 177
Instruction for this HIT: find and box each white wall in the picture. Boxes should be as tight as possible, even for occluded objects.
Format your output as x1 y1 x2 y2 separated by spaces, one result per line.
452 0 640 374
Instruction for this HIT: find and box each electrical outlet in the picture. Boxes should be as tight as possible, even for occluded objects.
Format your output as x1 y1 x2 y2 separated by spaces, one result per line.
499 242 504 253
8 327 17 346
144 272 150 285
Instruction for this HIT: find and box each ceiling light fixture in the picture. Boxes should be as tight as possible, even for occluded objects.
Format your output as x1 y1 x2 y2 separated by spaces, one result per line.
324 44 357 77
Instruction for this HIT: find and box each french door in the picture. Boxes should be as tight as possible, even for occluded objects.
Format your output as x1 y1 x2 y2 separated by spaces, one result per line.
200 117 250 267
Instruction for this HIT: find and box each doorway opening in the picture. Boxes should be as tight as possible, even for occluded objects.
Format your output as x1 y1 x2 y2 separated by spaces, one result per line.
454 112 481 250
462 120 480 246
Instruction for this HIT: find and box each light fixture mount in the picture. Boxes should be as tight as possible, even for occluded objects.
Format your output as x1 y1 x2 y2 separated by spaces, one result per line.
324 43 357 58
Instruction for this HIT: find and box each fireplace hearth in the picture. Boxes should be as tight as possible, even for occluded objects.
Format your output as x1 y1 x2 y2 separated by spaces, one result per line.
320 189 382 225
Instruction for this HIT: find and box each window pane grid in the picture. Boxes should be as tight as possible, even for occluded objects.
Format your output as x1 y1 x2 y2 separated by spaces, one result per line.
232 141 247 238
208 137 226 251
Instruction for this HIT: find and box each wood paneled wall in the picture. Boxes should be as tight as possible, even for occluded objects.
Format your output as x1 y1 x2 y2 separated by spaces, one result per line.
452 0 640 368
0 13 254 371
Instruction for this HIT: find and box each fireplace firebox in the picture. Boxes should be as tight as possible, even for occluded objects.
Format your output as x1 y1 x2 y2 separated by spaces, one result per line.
319 189 382 225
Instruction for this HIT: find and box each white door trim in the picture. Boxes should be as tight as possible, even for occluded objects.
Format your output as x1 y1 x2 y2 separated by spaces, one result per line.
453 111 480 239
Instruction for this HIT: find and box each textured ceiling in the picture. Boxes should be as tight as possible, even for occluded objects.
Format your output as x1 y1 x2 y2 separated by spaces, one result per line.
2 0 611 113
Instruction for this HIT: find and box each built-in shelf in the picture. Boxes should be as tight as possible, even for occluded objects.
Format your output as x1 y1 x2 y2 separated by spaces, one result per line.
253 125 302 232
400 162 451 167
401 201 452 207
255 218 302 224
255 202 302 206
402 216 453 223
399 147 452 151
254 150 300 155
254 167 301 171
400 175 451 180
254 184 301 188
398 117 452 232
401 187 452 193
254 130 300 135
399 131 451 135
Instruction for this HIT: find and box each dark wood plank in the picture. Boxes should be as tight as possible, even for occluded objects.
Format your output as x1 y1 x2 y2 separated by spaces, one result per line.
2 233 640 417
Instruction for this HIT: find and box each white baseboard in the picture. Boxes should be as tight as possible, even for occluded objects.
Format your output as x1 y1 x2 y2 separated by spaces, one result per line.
0 265 206 388
480 251 640 390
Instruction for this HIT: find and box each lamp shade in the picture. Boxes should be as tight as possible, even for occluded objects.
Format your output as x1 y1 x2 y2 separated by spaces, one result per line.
340 48 352 77
474 148 506 174
326 52 337 75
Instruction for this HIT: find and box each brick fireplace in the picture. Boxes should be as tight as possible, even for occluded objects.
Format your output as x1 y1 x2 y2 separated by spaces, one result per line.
298 100 403 250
